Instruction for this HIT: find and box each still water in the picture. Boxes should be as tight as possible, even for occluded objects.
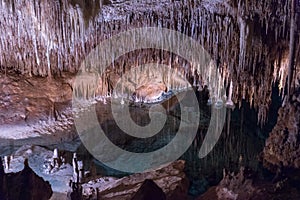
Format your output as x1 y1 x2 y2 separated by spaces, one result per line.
0 87 281 197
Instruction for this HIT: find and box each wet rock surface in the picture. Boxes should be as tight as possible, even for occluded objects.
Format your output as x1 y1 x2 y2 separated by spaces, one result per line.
198 87 300 200
0 0 300 199
0 62 186 141
1 145 191 200
0 0 298 141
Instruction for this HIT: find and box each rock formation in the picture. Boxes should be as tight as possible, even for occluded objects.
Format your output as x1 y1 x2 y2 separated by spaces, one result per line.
72 153 85 184
0 0 300 199
81 160 189 200
262 86 300 172
131 179 166 200
0 0 299 125
197 165 300 200
0 158 53 200
197 166 258 200
215 167 258 200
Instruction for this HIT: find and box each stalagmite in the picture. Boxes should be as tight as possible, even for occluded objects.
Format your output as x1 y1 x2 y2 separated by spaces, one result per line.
215 73 224 109
77 161 84 183
226 80 235 109
4 156 9 171
53 149 59 159
52 148 59 168
72 153 79 183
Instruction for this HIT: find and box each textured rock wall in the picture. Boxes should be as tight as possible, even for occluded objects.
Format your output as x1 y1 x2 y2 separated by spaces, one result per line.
262 86 300 171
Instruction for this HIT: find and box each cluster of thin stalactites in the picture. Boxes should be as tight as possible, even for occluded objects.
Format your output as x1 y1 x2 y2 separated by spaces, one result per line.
0 0 299 125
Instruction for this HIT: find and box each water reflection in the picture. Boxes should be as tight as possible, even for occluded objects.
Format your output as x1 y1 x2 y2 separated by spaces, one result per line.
0 88 281 197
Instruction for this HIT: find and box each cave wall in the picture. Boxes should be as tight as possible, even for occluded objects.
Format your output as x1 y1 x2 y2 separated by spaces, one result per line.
0 0 299 124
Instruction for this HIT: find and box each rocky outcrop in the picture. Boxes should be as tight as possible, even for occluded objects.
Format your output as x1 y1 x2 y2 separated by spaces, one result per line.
215 167 258 200
0 158 53 200
197 167 260 200
262 87 300 172
0 73 76 141
82 160 189 200
0 73 73 124
131 179 166 200
197 166 300 200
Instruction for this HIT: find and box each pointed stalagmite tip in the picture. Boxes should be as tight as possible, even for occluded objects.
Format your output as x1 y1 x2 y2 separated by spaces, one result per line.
24 158 29 168
225 100 235 109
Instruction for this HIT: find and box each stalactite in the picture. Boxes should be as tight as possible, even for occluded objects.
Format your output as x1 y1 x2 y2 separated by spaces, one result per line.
0 0 299 124
238 16 248 72
287 0 296 97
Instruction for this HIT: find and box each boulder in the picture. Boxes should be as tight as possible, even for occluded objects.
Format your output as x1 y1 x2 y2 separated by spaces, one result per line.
82 160 189 200
131 179 166 200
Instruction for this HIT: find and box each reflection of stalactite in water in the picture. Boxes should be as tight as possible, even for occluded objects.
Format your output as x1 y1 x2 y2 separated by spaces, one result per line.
187 107 264 184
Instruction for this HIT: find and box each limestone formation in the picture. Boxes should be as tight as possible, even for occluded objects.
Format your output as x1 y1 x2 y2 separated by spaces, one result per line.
72 153 85 184
0 0 299 124
0 158 53 200
4 156 10 171
131 179 166 200
0 1 300 199
215 167 257 200
262 87 300 171
81 160 189 200
198 166 300 200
